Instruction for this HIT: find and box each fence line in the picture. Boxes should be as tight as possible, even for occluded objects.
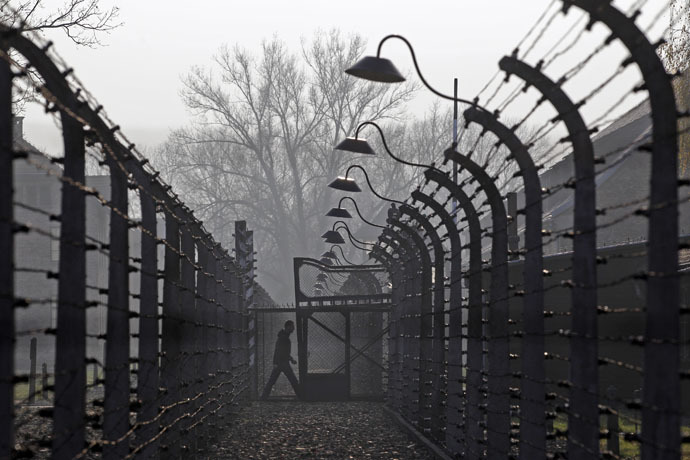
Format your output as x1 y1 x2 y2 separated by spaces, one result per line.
359 1 690 459
0 23 272 459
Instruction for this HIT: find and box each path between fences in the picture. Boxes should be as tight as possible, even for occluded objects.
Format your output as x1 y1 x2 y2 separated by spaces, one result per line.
215 401 434 459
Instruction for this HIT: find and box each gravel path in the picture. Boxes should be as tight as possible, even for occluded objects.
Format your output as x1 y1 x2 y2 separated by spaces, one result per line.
215 401 436 459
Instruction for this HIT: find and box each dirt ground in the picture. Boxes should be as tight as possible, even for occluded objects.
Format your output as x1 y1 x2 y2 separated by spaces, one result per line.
214 401 435 459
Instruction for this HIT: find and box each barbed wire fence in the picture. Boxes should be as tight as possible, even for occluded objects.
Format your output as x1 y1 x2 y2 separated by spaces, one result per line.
2 0 690 459
0 17 275 459
361 0 690 459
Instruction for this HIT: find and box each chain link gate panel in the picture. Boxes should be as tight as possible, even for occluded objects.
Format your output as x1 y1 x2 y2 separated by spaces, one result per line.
293 257 391 401
254 307 298 398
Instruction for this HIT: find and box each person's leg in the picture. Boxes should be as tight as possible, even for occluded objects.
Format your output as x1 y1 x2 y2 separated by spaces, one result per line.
282 364 302 399
261 365 282 399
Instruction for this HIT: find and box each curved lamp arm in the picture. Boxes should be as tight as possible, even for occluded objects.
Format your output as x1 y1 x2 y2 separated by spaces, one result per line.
376 34 477 106
354 121 446 173
343 232 372 252
344 164 404 205
331 244 358 266
333 222 374 250
337 196 386 229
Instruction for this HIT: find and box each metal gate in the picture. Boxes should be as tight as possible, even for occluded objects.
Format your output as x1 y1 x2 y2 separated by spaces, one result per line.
293 257 391 400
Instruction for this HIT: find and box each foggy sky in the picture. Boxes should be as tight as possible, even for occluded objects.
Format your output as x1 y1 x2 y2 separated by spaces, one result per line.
21 0 670 154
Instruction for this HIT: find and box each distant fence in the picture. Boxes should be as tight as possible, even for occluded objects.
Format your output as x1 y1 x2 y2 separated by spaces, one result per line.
359 1 690 459
0 24 271 459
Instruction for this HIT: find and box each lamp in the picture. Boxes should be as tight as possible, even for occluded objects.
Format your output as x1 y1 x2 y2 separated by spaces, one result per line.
326 234 346 244
321 250 337 259
334 137 375 155
345 34 474 106
322 230 346 245
325 207 353 218
314 283 324 290
328 196 386 229
335 121 444 173
328 165 403 205
328 176 361 192
321 230 340 240
319 257 333 266
345 55 405 83
316 273 328 281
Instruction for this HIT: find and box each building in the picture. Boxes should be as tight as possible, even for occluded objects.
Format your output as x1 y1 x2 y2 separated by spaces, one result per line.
13 117 114 374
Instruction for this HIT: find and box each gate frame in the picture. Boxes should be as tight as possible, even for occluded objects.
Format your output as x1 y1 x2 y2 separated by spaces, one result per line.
293 257 391 400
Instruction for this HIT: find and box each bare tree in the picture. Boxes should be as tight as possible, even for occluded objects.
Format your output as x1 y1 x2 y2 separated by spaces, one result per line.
1 0 120 46
2 0 120 108
154 30 417 300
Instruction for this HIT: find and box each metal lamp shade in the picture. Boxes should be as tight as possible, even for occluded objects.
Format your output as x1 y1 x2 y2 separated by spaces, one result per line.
328 177 361 192
345 56 406 83
316 273 328 281
326 207 352 218
319 258 333 266
334 137 375 155
321 250 337 259
324 233 346 244
314 283 324 290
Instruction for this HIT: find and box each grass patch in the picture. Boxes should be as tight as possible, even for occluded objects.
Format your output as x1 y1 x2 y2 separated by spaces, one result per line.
14 368 101 402
553 414 690 459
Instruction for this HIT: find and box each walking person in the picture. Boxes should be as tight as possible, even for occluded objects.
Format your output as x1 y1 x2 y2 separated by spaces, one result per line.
261 320 301 399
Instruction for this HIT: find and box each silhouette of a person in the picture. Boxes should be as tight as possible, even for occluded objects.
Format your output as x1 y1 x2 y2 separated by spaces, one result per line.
261 320 301 399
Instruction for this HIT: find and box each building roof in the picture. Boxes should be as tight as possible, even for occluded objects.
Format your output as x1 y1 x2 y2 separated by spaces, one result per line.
540 99 652 220
13 116 63 175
